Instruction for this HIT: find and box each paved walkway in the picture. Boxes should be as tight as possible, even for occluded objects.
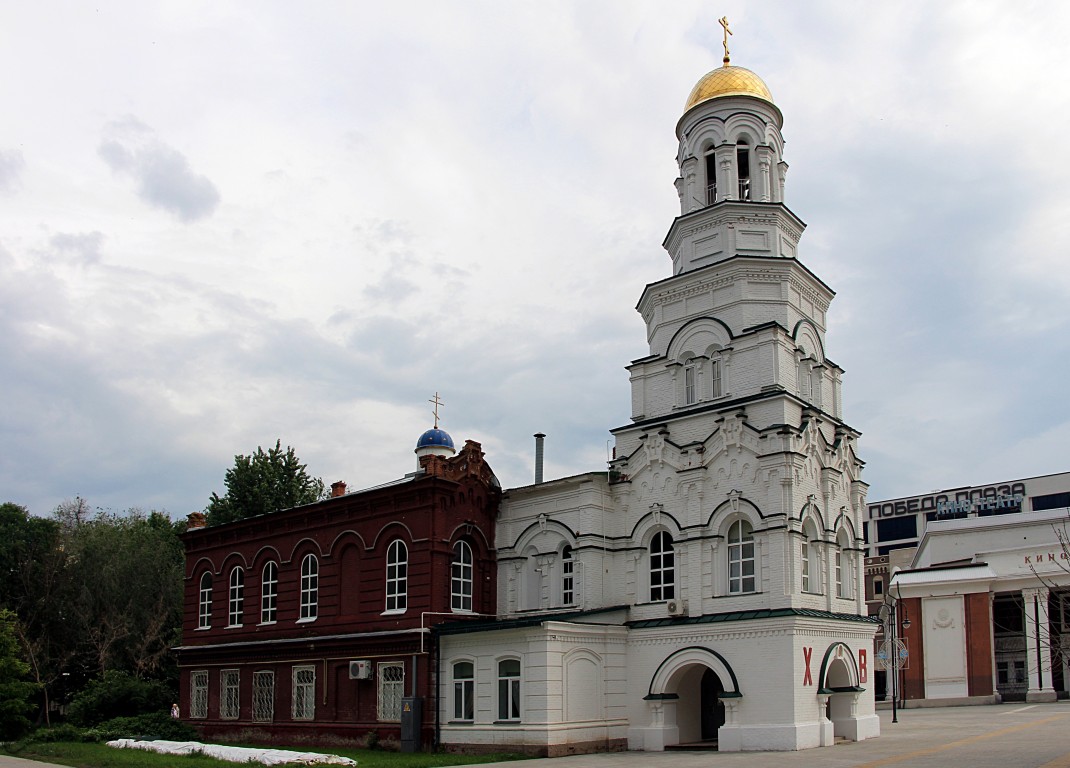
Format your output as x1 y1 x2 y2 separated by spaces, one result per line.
3 702 1070 767
476 701 1070 768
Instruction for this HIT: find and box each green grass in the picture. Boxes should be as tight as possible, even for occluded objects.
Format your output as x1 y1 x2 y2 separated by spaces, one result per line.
2 741 528 768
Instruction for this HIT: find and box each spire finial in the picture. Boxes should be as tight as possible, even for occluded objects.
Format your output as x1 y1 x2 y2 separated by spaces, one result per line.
429 392 444 429
719 16 733 67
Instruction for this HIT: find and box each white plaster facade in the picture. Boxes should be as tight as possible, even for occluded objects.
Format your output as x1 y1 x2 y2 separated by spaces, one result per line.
438 60 879 754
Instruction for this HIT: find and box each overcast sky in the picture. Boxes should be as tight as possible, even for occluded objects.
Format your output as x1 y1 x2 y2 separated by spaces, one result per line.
3 1 1068 519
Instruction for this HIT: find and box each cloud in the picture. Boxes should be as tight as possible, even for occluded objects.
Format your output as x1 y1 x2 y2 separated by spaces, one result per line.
0 149 24 192
98 119 220 222
48 231 105 264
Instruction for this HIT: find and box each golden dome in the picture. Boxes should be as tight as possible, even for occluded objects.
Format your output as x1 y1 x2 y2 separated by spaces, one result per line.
684 65 774 111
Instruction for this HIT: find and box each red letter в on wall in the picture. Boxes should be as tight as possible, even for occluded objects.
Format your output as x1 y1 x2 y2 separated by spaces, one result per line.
859 648 867 683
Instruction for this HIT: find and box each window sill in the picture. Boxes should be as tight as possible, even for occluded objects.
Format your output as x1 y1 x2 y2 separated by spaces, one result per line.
451 608 474 615
448 720 474 725
258 620 276 627
296 617 318 624
381 609 407 616
494 720 522 725
195 626 211 631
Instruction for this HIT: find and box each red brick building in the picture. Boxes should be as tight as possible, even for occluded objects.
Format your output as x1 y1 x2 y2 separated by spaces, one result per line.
174 435 500 746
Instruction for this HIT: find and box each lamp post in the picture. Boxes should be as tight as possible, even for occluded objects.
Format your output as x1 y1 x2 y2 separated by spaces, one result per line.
879 596 911 724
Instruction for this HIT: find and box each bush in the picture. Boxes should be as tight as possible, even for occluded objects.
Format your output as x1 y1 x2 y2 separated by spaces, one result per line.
67 671 174 727
88 712 198 742
12 723 95 744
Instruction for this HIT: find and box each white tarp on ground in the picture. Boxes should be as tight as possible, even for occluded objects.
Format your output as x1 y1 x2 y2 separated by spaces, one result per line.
106 739 357 765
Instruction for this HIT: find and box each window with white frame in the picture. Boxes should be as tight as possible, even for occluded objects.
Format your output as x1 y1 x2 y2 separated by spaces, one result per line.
198 572 212 629
728 519 756 594
190 670 208 718
386 540 408 612
291 665 315 720
220 669 240 719
261 561 278 624
562 546 574 606
801 539 811 593
452 661 474 722
798 358 812 399
497 658 521 721
683 361 697 405
649 531 675 602
451 540 473 612
299 554 318 621
377 662 404 721
252 671 274 722
710 357 723 398
228 567 244 627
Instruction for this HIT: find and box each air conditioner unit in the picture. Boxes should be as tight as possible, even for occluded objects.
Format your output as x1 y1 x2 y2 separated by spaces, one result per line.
348 660 372 680
667 599 687 617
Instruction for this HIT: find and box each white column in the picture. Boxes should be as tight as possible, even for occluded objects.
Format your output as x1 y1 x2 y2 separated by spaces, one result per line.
1023 587 1057 702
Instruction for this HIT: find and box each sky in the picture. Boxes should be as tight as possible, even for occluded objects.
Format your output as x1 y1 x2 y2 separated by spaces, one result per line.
2 1 1069 519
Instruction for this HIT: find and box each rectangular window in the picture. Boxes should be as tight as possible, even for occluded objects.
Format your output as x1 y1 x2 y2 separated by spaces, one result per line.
452 661 474 722
228 570 244 627
291 666 315 720
1032 492 1070 512
190 671 209 719
835 551 844 598
875 515 918 543
220 669 240 719
562 550 574 606
377 663 405 722
252 671 275 722
497 659 521 721
801 541 810 592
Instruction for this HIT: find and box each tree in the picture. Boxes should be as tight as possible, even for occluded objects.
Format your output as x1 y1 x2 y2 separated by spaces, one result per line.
206 439 327 526
0 609 36 739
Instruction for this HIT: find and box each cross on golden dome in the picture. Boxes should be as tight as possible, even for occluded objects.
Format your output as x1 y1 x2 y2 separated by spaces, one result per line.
719 16 732 67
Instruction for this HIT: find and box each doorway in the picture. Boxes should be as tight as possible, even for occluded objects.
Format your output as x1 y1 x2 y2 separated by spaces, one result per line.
700 668 726 742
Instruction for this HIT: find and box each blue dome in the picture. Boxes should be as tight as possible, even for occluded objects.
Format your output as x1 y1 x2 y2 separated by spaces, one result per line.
416 428 455 450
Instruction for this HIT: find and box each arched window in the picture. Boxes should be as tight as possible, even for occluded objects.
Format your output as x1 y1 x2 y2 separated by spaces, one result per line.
710 355 723 398
562 546 575 606
228 566 244 627
497 658 521 721
386 540 408 612
683 359 698 405
736 140 751 200
451 541 473 612
728 520 756 594
798 357 812 399
452 661 474 722
261 561 278 624
704 146 718 205
836 530 851 598
802 520 821 594
299 554 318 621
650 531 675 602
198 572 212 629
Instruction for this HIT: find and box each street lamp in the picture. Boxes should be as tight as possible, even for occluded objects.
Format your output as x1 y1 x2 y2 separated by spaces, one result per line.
878 596 910 724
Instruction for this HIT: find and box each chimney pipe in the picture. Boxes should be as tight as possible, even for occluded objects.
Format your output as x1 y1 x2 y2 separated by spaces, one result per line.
534 433 546 484
331 481 347 498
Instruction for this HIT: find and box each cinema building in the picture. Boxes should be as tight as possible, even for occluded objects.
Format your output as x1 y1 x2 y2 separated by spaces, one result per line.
863 472 1070 705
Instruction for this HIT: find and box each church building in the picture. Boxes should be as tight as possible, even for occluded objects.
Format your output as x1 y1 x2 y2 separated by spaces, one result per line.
435 42 880 754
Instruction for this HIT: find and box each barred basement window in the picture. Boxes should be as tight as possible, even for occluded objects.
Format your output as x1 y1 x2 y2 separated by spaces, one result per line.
300 554 318 621
198 572 212 629
451 541 473 612
190 671 208 719
452 661 474 722
261 562 278 624
252 671 275 722
228 567 244 627
220 669 240 719
291 665 315 720
377 662 404 722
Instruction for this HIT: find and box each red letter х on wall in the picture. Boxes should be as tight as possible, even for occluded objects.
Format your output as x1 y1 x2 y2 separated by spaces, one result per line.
803 646 813 686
